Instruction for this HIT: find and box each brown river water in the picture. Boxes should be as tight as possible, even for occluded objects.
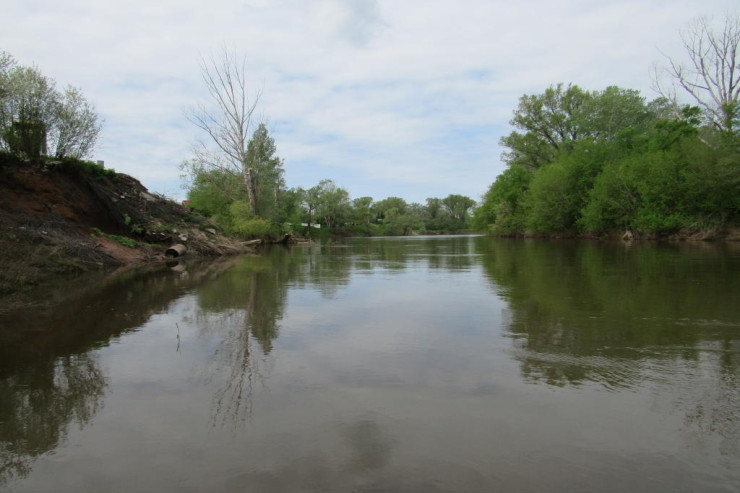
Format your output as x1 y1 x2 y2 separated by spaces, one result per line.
1 236 739 492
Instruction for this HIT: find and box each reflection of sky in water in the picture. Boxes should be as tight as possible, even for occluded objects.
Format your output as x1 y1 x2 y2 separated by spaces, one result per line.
2 237 739 492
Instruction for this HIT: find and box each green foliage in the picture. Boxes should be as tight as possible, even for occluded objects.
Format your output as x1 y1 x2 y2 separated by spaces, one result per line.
487 81 740 236
382 203 426 235
525 162 579 232
183 125 292 237
72 158 117 180
186 167 241 230
351 196 374 228
441 194 476 229
228 200 271 237
579 159 639 231
500 83 589 171
247 123 285 218
501 84 655 172
90 228 138 248
123 214 143 235
473 166 530 233
372 197 408 223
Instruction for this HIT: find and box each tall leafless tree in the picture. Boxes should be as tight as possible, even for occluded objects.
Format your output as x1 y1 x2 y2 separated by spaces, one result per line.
188 50 261 215
657 14 740 133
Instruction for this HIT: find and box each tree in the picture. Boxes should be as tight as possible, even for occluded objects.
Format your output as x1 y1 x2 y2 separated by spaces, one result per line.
299 185 321 233
314 179 350 230
500 83 590 171
246 123 285 218
0 50 15 101
660 14 740 133
187 50 261 215
501 85 658 173
0 65 57 157
351 196 374 228
372 197 407 223
186 167 243 228
0 52 102 159
441 194 476 226
49 86 103 159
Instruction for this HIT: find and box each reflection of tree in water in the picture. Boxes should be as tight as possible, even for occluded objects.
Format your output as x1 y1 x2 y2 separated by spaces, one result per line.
294 245 353 298
424 236 478 272
194 247 357 426
196 256 282 426
476 237 740 454
0 257 241 485
0 354 106 484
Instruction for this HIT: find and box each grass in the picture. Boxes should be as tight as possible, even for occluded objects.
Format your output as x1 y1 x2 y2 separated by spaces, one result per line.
90 227 138 248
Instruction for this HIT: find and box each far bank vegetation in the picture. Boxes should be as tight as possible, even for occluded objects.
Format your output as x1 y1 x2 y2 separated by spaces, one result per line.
473 14 740 239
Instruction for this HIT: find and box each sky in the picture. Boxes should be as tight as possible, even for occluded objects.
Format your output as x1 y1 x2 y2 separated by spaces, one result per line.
2 0 737 203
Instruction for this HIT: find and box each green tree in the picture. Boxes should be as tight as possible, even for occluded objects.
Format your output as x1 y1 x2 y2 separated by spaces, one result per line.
441 194 476 228
314 179 350 230
500 83 590 171
185 167 242 229
352 196 374 229
372 197 407 223
383 203 424 235
246 123 285 219
501 84 655 172
0 54 101 159
299 185 321 233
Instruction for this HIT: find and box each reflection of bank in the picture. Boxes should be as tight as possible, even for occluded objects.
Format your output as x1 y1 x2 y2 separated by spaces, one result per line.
0 354 106 484
475 237 740 455
194 247 357 427
0 257 241 484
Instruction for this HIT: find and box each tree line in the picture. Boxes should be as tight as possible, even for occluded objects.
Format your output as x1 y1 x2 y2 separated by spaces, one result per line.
473 14 740 236
182 51 476 237
184 138 477 237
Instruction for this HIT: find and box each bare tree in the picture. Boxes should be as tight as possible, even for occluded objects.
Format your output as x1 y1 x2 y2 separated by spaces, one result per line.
658 14 740 133
188 50 261 215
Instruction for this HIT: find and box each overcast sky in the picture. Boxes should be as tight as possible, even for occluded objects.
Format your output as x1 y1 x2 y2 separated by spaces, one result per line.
3 0 737 203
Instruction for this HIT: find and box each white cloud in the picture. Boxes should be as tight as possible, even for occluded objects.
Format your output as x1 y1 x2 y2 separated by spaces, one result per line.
2 0 737 201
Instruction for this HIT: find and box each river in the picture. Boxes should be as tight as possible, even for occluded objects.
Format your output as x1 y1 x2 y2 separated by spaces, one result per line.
1 236 738 492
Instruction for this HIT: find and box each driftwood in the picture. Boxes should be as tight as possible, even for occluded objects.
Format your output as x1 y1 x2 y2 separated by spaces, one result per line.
243 239 262 246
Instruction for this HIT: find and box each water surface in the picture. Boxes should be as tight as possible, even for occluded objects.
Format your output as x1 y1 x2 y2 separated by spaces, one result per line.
1 237 739 492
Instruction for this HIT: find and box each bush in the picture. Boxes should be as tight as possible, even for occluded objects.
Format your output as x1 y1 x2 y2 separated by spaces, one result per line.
580 160 638 231
525 161 581 232
229 200 271 237
473 165 530 232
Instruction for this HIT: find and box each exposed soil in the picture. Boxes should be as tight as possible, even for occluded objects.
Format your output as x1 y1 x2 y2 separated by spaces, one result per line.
0 153 253 310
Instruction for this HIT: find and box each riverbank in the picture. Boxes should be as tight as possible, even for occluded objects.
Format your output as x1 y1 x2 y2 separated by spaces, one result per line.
0 153 255 310
485 227 740 242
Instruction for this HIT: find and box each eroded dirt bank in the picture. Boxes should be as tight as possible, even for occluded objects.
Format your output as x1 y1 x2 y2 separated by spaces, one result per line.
0 154 253 310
